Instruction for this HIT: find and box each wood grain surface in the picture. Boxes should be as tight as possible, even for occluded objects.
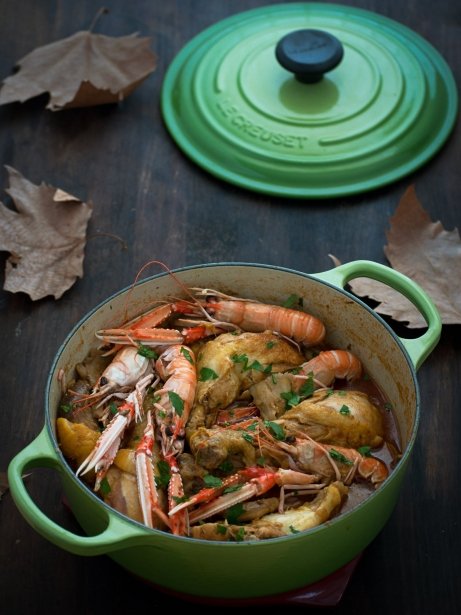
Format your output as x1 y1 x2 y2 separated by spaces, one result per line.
0 1 460 612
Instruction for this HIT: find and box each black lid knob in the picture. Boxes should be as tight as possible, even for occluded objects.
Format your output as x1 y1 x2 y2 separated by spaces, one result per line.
275 29 344 84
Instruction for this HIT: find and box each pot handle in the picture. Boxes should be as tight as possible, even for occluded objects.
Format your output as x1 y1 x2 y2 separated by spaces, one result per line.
312 260 442 370
8 426 152 556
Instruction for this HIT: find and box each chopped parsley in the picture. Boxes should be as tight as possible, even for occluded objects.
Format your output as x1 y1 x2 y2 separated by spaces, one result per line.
225 503 244 524
289 525 300 534
264 420 286 441
109 402 118 415
280 374 314 409
256 456 266 467
339 404 350 415
282 294 303 309
59 403 72 414
242 433 254 443
216 524 227 535
280 390 302 409
180 346 194 364
218 460 234 473
137 345 158 359
358 446 372 457
329 449 354 465
199 367 219 381
231 353 269 373
168 391 184 416
223 484 244 495
172 495 189 504
99 477 111 496
155 460 171 489
234 527 245 542
266 341 276 349
298 373 315 398
203 474 223 488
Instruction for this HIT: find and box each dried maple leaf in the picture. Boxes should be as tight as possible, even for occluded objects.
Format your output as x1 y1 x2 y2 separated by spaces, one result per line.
0 166 93 300
330 185 461 328
0 20 157 110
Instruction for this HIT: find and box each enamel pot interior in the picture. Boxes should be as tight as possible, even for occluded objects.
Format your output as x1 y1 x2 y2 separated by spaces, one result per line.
46 263 419 599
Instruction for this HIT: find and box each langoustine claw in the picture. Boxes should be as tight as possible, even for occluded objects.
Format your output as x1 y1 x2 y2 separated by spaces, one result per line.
169 466 321 523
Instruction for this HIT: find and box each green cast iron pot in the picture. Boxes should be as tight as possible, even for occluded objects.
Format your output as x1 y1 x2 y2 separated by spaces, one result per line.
8 261 441 599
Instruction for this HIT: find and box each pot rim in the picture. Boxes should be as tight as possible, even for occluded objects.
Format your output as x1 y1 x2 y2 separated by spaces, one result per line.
46 261 420 546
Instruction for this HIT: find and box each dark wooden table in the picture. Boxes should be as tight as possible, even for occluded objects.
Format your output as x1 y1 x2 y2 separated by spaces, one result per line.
1 1 460 612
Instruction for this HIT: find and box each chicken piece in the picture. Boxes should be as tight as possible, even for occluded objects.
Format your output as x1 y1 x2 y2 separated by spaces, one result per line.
237 497 280 522
102 466 169 528
178 452 208 498
189 482 347 541
187 331 303 434
250 349 362 421
279 390 384 448
189 426 257 470
56 417 99 468
250 372 296 420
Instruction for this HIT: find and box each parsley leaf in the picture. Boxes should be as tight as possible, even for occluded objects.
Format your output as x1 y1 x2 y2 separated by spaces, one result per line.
155 460 171 489
180 346 194 364
329 449 354 465
280 390 301 409
168 391 184 416
226 503 244 524
199 367 219 381
99 477 111 496
137 345 158 359
358 446 372 457
218 460 234 473
282 294 303 309
223 484 243 494
339 404 350 415
203 474 223 488
264 420 286 441
298 373 315 398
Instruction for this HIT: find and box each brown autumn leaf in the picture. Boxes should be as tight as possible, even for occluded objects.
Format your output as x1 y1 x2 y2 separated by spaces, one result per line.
0 25 157 110
331 185 461 328
0 166 93 300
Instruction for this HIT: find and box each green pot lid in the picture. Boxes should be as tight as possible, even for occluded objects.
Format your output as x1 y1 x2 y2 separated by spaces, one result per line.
161 2 458 198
